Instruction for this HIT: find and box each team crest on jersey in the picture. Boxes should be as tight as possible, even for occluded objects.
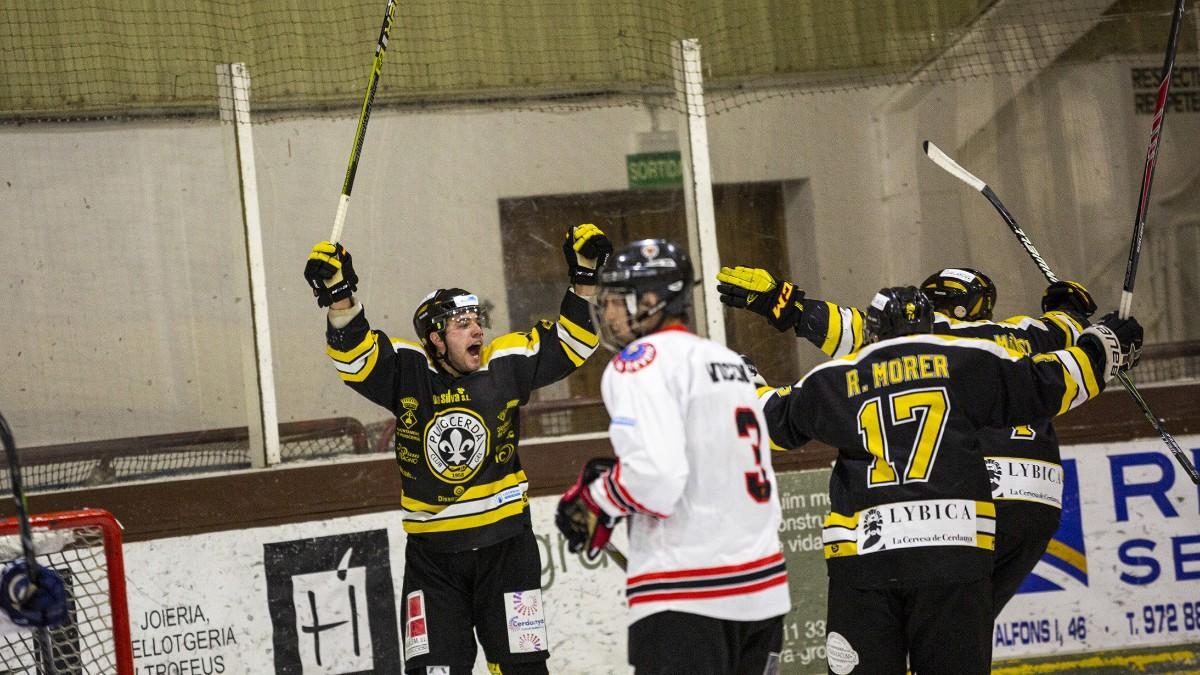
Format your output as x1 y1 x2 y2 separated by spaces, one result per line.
424 408 489 484
612 342 657 373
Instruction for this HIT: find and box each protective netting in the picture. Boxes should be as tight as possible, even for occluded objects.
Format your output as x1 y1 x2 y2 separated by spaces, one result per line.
0 513 124 674
0 418 389 495
1 0 1194 121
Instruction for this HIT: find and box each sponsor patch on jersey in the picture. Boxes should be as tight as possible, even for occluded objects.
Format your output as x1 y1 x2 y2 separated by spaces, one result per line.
612 342 657 373
405 590 430 659
504 589 548 653
986 457 1064 507
424 408 490 484
1017 458 1089 594
826 631 860 674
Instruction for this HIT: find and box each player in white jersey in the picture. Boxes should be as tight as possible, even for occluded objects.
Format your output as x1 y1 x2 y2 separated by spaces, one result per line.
556 239 790 675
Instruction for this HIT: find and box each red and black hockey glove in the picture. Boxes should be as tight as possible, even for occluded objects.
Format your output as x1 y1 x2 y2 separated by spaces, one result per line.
555 457 620 561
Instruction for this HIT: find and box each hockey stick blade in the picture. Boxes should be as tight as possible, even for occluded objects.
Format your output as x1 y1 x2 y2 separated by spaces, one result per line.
923 141 1058 283
1116 371 1200 484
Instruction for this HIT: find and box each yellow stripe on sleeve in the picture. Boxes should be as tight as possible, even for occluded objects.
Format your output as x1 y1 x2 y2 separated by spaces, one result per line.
560 340 585 367
483 329 542 361
326 331 378 363
820 301 843 356
1036 352 1078 416
1073 346 1101 399
848 307 864 352
558 314 599 347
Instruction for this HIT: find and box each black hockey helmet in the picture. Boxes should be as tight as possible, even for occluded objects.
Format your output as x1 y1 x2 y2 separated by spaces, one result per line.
593 239 692 350
412 288 489 357
864 286 934 343
921 267 995 320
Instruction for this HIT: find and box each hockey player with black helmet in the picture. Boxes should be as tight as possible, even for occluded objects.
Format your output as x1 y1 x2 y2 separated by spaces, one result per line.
304 224 611 675
717 263 1117 616
755 285 1141 674
556 238 791 674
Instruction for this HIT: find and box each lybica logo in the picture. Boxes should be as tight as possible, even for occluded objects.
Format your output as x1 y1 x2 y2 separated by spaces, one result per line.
860 508 885 553
1018 459 1088 593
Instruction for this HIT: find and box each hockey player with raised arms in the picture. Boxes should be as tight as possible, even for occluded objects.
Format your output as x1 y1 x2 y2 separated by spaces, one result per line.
304 224 611 675
555 239 790 675
717 264 1107 616
754 286 1141 674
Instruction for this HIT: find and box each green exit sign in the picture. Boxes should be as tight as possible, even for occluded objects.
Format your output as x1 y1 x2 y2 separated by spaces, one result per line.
627 152 683 189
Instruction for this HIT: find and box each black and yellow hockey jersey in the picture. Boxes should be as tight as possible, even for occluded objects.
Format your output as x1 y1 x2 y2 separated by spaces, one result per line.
325 290 599 552
796 299 1089 507
761 333 1104 587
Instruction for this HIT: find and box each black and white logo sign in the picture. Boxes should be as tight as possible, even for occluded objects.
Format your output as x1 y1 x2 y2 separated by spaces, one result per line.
425 408 489 484
264 529 400 674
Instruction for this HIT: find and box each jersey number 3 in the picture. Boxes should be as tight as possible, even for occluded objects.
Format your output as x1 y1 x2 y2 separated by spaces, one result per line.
856 387 950 488
736 408 773 503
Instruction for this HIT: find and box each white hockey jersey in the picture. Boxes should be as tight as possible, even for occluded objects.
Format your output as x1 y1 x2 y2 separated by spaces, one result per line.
586 325 791 626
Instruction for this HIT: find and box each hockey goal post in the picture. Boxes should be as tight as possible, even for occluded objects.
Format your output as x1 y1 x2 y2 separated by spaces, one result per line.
0 508 133 674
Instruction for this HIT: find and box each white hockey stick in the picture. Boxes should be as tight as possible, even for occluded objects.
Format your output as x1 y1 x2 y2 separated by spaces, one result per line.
922 141 1199 485
923 141 1058 283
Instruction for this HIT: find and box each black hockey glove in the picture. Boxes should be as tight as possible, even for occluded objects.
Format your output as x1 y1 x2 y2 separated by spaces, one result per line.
1042 280 1097 318
562 223 613 286
716 266 805 332
1078 311 1143 382
556 457 620 561
0 561 68 628
304 241 358 308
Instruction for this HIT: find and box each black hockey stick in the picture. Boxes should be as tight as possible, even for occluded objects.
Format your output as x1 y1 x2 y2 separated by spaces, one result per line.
1120 0 1187 320
1 411 58 672
922 141 1200 485
329 0 398 244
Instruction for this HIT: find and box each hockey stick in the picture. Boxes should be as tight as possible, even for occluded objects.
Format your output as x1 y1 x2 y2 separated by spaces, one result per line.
604 542 628 571
0 411 58 672
922 141 1200 485
1120 0 1187 319
329 0 398 244
923 141 1058 283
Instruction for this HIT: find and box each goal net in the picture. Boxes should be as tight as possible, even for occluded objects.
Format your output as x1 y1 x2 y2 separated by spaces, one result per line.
0 509 132 675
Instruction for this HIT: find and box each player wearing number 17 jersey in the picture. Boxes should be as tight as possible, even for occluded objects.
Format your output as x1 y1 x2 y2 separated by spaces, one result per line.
556 239 789 675
757 287 1141 674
